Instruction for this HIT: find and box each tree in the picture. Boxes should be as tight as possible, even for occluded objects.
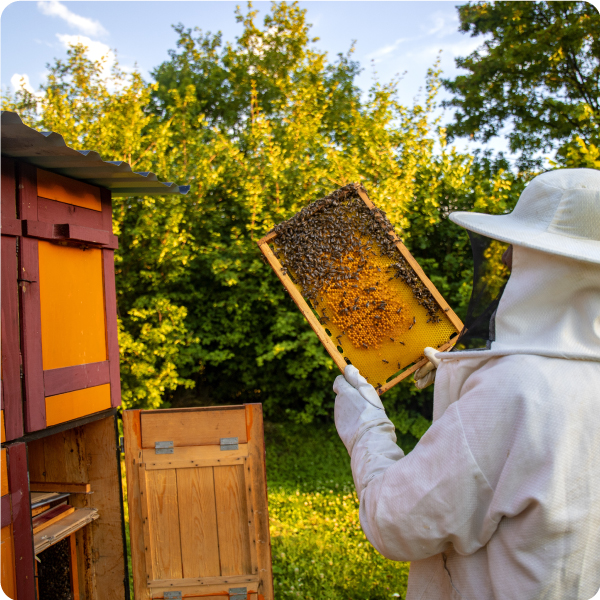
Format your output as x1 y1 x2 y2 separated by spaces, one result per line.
442 1 600 169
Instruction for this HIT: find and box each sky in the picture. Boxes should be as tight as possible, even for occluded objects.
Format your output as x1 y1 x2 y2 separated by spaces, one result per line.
0 0 530 156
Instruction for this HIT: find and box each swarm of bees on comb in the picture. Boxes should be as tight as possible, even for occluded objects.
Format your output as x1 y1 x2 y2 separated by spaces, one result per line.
264 183 460 392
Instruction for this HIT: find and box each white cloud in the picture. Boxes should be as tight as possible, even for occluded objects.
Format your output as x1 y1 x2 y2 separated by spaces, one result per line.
11 73 36 94
424 12 460 38
38 1 107 37
56 34 115 77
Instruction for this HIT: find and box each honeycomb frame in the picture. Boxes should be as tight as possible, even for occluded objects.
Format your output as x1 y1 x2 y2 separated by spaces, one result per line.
257 187 464 394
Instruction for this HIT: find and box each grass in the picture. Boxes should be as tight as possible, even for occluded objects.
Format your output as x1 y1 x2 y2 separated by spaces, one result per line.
121 420 411 599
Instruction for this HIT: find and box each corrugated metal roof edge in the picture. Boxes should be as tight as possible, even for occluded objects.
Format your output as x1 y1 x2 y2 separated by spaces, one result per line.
1 111 190 196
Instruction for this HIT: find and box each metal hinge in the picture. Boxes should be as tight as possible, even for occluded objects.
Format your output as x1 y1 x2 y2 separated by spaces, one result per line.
220 437 239 451
155 441 174 454
164 592 181 600
229 588 247 600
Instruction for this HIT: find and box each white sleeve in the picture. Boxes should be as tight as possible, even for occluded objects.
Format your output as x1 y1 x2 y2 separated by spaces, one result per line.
352 401 497 562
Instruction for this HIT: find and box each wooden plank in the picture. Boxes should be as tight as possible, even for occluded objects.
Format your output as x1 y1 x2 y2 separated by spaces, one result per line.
37 169 102 212
17 161 38 220
139 464 157 583
38 196 105 230
1 410 5 443
29 482 91 493
31 503 50 517
214 464 251 577
1 449 8 497
42 426 87 484
43 360 110 397
21 221 118 248
45 383 112 426
1 235 24 441
69 533 81 600
148 573 260 589
142 444 248 470
123 410 152 600
38 242 107 371
33 507 99 554
1 218 21 236
1 524 17 599
141 408 247 448
19 236 46 432
100 187 113 233
1 495 10 528
1 156 17 220
177 466 221 578
102 250 122 408
243 458 259 576
145 468 183 581
32 503 74 533
8 442 36 599
258 239 348 373
245 404 274 600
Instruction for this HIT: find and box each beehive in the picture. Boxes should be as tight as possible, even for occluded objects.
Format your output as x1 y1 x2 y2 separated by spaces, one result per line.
257 184 463 393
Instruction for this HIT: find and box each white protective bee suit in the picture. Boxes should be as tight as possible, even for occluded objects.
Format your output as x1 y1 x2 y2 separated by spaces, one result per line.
334 168 600 600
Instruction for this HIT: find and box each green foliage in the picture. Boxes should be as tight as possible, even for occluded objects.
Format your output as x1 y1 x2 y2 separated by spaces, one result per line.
442 1 600 169
3 2 526 422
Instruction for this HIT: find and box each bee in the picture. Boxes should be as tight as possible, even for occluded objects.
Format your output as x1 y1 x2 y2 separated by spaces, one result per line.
382 359 389 364
390 337 394 342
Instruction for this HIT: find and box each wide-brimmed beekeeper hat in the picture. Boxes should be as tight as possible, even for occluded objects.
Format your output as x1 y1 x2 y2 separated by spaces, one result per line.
450 168 600 265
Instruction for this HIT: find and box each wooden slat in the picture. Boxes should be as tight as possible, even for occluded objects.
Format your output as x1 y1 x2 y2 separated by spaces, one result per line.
1 449 8 497
214 464 251 577
243 458 259 575
177 467 221 578
8 442 36 598
17 161 38 220
102 249 122 408
142 444 248 470
33 507 99 554
32 503 74 533
31 503 50 517
0 218 21 236
38 196 105 230
123 410 152 600
37 169 102 212
45 383 112 427
1 411 5 443
1 495 11 528
1 156 17 220
141 408 247 448
139 464 157 583
245 404 274 599
1 524 17 599
70 533 81 600
148 573 260 589
145 468 183 581
43 360 111 397
29 482 91 493
1 235 23 440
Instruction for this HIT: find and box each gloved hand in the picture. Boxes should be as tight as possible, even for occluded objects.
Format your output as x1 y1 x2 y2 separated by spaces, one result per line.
334 364 390 455
413 346 442 389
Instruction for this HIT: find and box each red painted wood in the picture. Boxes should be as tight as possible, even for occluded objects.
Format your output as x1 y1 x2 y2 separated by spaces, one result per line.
38 196 106 230
1 157 16 221
102 250 122 408
100 186 113 231
16 162 37 221
1 218 22 236
8 443 36 600
1 235 24 440
1 494 11 528
21 219 54 239
44 360 110 397
55 223 113 246
19 237 46 432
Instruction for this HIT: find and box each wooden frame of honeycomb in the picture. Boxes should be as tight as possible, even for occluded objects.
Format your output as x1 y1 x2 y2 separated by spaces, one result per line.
257 186 464 394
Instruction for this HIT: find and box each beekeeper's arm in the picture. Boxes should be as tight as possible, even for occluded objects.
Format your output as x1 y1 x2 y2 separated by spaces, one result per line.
334 365 496 562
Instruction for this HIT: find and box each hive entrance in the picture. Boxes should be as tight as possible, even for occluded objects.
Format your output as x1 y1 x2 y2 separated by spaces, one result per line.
259 184 462 393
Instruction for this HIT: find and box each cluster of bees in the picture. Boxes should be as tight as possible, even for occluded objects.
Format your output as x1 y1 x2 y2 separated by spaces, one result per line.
272 183 442 351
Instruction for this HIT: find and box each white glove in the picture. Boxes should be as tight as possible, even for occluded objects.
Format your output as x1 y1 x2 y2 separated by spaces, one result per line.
334 364 390 455
413 346 442 390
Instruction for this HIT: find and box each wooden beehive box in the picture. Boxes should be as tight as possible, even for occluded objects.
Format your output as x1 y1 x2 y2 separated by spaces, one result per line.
258 184 463 393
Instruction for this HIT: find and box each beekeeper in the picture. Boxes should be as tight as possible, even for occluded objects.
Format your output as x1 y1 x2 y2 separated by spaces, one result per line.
334 168 600 600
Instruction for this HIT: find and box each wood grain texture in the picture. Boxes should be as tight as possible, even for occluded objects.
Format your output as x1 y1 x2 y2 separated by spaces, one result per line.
139 464 157 583
33 507 99 555
43 360 110 397
102 250 122 408
141 408 247 448
1 524 17 599
69 533 81 600
1 235 23 440
31 504 50 517
1 450 9 497
37 169 102 212
245 404 273 600
19 236 46 432
32 504 75 534
214 464 251 577
177 467 221 578
8 442 36 599
145 468 183 581
123 410 152 600
148 573 259 589
142 444 248 470
38 197 105 230
29 482 91 493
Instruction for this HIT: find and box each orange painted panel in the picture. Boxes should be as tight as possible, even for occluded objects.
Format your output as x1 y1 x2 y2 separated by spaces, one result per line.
39 242 107 370
37 169 102 212
45 384 111 427
1 411 5 443
1 525 16 599
1 450 8 497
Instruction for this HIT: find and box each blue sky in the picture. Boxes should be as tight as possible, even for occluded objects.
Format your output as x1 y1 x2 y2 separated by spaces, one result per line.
1 0 507 152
